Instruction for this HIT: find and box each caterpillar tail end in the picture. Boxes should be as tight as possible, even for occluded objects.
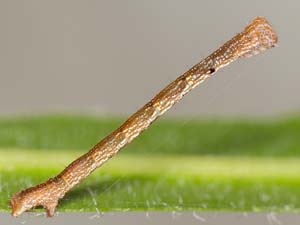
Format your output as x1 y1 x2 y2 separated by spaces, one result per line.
9 180 60 217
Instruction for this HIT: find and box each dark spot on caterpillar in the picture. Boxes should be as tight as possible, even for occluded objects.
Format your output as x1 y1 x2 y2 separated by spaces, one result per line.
208 68 215 74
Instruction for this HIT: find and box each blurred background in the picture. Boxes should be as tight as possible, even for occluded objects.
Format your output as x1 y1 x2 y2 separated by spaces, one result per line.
1 0 300 215
0 0 299 117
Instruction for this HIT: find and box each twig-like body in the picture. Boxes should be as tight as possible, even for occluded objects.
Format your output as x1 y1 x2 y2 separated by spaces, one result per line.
10 17 277 217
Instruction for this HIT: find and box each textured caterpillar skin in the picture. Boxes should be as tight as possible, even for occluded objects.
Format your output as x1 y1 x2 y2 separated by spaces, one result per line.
10 17 277 217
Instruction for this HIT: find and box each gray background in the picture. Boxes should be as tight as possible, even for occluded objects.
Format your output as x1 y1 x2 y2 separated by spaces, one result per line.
2 212 300 225
0 0 299 117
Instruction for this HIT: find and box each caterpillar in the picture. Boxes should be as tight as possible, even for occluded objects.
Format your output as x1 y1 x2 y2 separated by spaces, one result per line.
10 16 277 217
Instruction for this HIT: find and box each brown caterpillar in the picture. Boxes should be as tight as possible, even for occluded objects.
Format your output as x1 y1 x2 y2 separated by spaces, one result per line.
10 16 277 217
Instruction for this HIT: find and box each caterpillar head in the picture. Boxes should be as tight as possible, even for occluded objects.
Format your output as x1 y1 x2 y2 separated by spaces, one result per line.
238 16 278 58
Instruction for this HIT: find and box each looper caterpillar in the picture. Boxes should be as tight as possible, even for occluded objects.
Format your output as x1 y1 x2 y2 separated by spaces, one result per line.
10 16 277 217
